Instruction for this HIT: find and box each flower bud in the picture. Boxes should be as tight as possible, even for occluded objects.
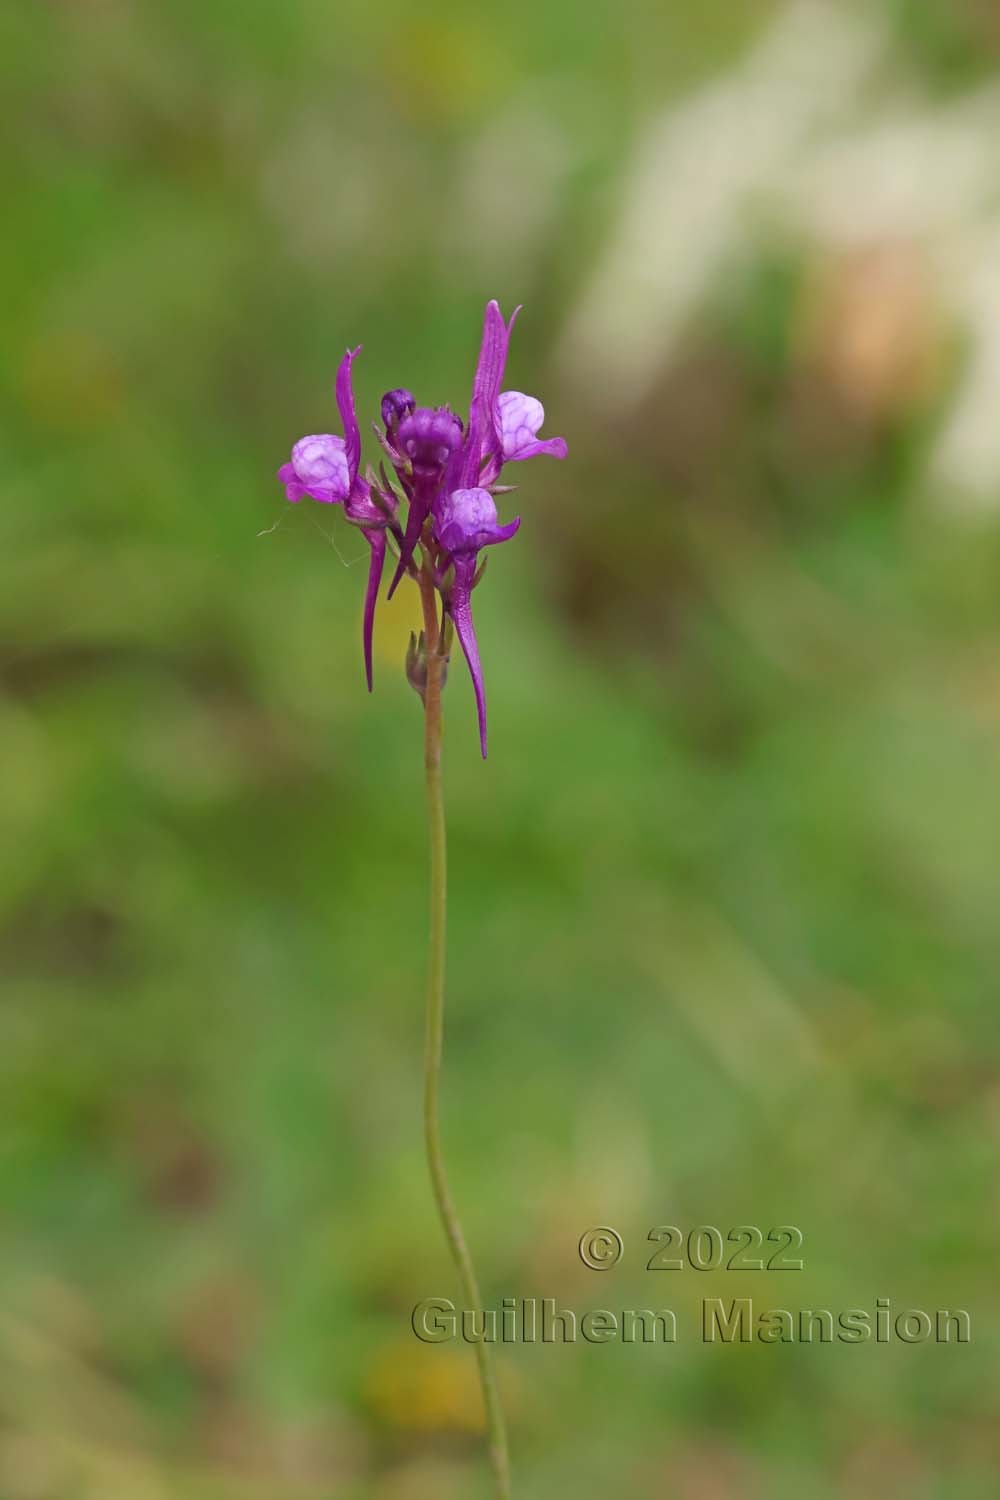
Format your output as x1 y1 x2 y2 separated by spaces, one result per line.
381 388 416 432
405 630 427 702
397 407 464 476
405 630 447 702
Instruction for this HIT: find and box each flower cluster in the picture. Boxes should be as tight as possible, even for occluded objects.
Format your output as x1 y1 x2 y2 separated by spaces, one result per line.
278 301 567 756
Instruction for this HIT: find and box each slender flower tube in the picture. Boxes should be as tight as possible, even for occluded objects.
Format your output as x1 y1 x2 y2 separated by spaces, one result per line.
344 485 394 693
278 346 398 689
434 488 520 759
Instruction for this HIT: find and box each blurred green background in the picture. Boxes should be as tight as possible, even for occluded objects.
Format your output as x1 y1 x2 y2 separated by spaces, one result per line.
3 1 1000 1495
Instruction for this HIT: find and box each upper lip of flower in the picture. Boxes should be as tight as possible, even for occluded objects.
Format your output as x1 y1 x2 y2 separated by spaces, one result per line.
494 390 568 465
336 345 363 478
452 300 520 492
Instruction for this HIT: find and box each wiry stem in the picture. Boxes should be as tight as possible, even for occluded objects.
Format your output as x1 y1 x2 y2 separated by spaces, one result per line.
417 560 512 1500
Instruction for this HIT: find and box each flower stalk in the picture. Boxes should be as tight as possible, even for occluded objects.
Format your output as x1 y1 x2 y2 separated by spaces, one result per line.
418 559 512 1500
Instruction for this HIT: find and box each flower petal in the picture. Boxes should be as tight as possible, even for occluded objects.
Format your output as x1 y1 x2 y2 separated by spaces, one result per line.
361 530 386 693
289 433 351 503
434 487 520 554
496 390 567 462
277 462 307 503
511 435 568 461
335 346 363 477
438 485 498 535
473 302 517 415
458 300 520 488
449 557 490 758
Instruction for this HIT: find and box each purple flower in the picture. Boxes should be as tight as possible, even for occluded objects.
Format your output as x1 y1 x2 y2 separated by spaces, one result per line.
495 391 568 464
458 300 567 487
278 434 351 505
276 300 566 754
278 345 395 691
278 345 364 504
434 488 520 759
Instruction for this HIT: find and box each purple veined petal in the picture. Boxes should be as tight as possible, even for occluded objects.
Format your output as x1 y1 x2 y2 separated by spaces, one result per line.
437 514 521 554
473 302 519 415
433 486 520 555
361 528 387 693
495 390 568 463
458 300 521 489
436 484 497 539
478 514 521 547
288 433 351 502
448 555 489 758
277 462 307 503
508 435 568 461
335 346 363 478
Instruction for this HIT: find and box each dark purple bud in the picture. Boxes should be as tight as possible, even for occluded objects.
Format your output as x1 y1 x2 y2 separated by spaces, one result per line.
381 388 416 432
396 406 464 476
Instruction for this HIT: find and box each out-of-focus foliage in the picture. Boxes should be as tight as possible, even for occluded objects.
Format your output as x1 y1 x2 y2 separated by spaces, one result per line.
2 2 999 1496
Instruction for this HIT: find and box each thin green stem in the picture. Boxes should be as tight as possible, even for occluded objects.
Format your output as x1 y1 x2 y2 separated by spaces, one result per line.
418 567 512 1500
